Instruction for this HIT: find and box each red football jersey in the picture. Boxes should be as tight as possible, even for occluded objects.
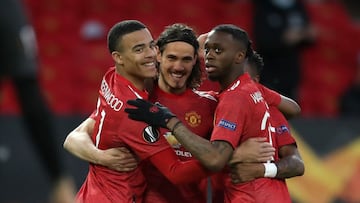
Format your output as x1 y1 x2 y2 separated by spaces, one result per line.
142 85 217 203
269 106 296 147
258 83 296 147
247 107 295 203
76 67 171 203
210 73 291 203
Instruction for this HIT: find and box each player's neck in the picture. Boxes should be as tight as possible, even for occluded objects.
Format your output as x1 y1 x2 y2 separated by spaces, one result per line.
116 68 146 91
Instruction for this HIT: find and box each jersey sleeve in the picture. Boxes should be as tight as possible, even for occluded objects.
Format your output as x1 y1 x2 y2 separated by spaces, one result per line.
258 84 281 107
269 107 296 147
149 147 210 184
210 93 249 149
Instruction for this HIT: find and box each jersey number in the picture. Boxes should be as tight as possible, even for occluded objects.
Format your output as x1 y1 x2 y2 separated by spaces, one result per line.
95 109 106 148
261 110 275 161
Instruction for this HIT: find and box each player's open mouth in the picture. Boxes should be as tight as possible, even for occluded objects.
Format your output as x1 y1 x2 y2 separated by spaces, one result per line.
144 62 155 67
143 62 157 70
170 72 185 81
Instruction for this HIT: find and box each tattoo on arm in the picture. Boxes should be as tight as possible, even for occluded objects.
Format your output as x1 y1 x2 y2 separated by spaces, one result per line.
173 125 233 171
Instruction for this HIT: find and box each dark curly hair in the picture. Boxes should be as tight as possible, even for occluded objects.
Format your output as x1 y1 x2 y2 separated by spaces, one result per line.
247 51 264 75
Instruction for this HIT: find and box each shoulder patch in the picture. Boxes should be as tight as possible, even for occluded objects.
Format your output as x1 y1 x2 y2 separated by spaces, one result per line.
218 119 237 131
276 125 290 135
143 126 160 143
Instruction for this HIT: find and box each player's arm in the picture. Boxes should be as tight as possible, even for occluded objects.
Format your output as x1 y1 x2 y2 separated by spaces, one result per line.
278 95 301 119
228 137 276 165
276 144 305 178
197 32 208 58
260 84 301 119
229 144 304 183
166 118 234 172
63 117 138 172
125 99 233 172
149 147 211 185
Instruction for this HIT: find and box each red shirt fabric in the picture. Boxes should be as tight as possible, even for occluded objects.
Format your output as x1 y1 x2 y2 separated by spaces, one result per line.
210 73 291 203
142 85 217 203
269 106 296 148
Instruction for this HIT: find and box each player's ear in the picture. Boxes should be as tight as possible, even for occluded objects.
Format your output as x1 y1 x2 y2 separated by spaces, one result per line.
111 51 124 65
235 51 245 64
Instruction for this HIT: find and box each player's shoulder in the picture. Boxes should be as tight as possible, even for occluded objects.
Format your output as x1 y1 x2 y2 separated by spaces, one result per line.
192 89 218 102
101 67 116 83
104 66 116 75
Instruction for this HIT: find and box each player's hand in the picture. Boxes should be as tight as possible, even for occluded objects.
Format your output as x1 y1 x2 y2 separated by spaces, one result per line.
125 98 176 129
97 147 138 172
228 137 275 164
197 32 208 58
230 163 264 184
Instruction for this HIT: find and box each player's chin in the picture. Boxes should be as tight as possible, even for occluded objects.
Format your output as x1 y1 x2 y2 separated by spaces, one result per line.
207 73 219 81
169 79 186 89
170 84 185 90
143 67 158 77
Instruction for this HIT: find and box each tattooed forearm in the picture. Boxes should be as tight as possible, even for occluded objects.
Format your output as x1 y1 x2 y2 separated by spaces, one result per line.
212 141 233 158
275 146 305 179
172 122 233 172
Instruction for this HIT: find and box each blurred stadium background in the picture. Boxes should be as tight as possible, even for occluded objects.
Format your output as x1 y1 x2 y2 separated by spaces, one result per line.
0 0 359 202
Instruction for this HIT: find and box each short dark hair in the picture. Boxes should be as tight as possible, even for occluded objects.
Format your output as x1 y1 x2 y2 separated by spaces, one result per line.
156 23 202 89
107 20 147 53
247 51 264 75
212 24 254 58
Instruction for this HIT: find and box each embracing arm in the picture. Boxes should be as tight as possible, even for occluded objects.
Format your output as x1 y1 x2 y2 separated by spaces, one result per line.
63 117 138 172
230 144 304 183
276 144 305 178
278 95 301 119
63 118 99 163
167 118 234 172
228 137 275 164
197 32 208 58
149 147 211 185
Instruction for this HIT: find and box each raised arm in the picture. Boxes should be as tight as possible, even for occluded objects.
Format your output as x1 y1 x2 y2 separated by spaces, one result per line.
197 32 208 58
278 95 301 119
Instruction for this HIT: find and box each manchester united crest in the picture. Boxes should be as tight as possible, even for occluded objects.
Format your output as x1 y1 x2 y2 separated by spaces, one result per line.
185 111 201 127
